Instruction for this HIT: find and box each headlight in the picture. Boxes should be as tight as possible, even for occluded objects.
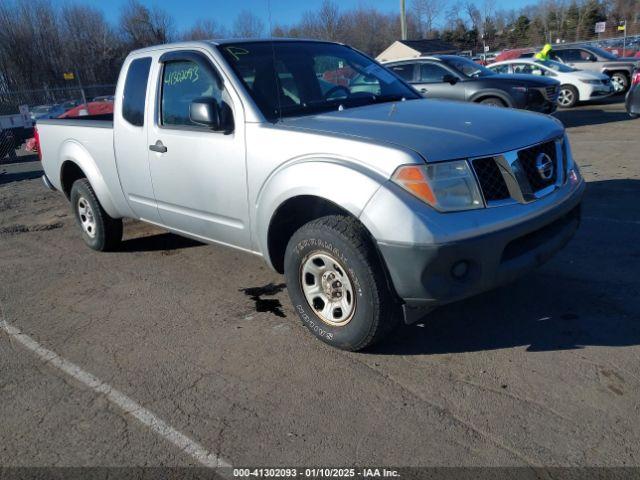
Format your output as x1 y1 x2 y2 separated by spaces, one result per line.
391 161 484 212
563 133 581 184
581 79 601 85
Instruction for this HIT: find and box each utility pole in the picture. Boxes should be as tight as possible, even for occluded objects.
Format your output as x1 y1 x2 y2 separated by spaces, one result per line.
400 0 407 40
76 70 87 107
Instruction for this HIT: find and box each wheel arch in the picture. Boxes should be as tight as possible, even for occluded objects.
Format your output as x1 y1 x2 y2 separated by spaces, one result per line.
57 141 120 218
256 159 391 270
266 194 400 305
470 89 513 107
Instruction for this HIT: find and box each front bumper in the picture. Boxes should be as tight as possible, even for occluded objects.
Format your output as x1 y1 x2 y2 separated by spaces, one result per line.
376 181 585 323
588 84 615 99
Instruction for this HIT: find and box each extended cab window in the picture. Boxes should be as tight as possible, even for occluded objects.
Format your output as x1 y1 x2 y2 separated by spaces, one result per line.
161 60 224 127
122 57 152 126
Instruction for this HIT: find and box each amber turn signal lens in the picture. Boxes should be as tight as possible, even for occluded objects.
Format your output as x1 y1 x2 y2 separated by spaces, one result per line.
391 165 436 205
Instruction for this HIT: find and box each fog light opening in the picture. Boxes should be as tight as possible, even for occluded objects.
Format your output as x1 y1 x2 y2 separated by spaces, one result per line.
451 260 470 279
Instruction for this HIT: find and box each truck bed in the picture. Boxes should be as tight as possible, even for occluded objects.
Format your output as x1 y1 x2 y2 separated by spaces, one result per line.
37 115 133 220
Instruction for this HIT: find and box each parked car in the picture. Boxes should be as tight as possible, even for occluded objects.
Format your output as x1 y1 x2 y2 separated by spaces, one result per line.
498 45 639 94
383 55 560 113
37 39 584 351
92 95 115 102
30 104 66 121
59 101 114 118
549 45 639 93
626 69 640 117
60 99 82 110
0 127 16 159
488 59 614 108
1 109 34 158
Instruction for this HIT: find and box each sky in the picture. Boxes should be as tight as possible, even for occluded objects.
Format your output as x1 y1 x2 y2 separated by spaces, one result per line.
74 0 536 33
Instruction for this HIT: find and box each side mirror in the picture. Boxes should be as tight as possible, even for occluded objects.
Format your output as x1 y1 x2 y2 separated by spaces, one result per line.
442 74 458 85
189 97 233 132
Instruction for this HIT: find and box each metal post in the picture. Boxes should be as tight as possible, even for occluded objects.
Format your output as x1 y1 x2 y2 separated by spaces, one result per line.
400 0 407 40
76 70 87 107
623 20 627 55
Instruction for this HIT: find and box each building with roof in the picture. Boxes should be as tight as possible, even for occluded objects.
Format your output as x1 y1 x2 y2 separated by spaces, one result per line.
376 39 458 62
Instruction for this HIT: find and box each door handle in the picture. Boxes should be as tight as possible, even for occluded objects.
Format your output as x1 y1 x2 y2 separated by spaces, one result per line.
149 140 167 153
420 88 428 94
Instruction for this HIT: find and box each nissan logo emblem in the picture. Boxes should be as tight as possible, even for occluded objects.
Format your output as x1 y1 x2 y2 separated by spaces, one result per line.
535 152 554 181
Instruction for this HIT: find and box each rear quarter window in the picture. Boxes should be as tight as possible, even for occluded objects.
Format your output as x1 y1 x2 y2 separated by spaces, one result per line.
122 57 152 127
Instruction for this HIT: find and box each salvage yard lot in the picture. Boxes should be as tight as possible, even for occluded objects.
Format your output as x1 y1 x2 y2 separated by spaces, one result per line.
1 98 639 467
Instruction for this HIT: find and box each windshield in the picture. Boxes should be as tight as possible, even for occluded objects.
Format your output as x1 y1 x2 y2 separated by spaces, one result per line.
536 59 576 72
219 41 420 120
440 56 495 78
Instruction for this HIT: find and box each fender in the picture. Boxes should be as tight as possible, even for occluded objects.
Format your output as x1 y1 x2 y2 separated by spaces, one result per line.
58 140 124 218
469 89 514 107
254 156 388 268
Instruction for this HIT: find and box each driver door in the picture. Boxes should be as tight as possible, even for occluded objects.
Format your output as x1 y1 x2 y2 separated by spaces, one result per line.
147 50 250 249
412 62 465 101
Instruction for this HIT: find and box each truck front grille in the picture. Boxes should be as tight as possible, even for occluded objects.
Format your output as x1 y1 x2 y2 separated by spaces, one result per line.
472 157 510 202
517 140 557 191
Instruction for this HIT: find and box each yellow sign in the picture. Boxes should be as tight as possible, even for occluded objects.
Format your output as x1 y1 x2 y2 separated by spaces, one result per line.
63 72 75 80
618 24 626 31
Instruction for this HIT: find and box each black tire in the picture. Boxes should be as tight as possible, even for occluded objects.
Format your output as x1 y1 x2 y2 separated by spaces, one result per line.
70 178 122 251
610 72 629 94
284 215 399 351
479 97 506 107
558 84 579 108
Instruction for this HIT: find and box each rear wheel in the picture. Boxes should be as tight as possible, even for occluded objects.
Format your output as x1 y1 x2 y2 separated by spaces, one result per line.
610 72 629 94
479 97 506 107
284 215 399 351
558 84 578 108
70 179 122 251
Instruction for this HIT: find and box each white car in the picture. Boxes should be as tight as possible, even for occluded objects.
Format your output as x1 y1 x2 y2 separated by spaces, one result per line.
487 59 614 107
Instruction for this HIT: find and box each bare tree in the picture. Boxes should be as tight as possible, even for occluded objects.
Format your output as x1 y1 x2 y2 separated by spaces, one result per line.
120 0 174 49
299 0 342 41
412 0 445 38
232 10 265 38
182 19 226 40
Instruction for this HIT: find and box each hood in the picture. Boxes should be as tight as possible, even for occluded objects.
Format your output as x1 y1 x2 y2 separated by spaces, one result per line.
489 73 559 86
278 99 564 162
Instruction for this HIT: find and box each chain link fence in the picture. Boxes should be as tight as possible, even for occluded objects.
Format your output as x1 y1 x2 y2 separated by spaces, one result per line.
0 84 115 163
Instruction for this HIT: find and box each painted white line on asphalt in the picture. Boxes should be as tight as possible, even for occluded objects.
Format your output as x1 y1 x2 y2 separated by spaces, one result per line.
0 318 231 468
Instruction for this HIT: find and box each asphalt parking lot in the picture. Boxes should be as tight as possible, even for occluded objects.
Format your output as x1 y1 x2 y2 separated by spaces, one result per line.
1 97 639 468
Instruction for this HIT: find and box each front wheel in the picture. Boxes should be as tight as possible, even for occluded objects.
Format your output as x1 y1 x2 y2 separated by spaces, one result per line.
70 179 122 251
610 72 629 94
479 97 506 107
558 84 578 108
284 215 399 351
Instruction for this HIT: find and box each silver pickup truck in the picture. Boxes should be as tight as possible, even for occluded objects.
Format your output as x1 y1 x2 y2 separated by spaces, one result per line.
38 39 585 351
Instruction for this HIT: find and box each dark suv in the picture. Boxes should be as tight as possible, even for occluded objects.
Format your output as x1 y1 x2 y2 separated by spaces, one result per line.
382 55 560 113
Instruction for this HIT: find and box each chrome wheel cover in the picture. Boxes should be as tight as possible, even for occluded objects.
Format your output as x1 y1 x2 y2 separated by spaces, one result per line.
558 88 574 107
611 74 625 93
77 196 97 238
300 252 356 326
